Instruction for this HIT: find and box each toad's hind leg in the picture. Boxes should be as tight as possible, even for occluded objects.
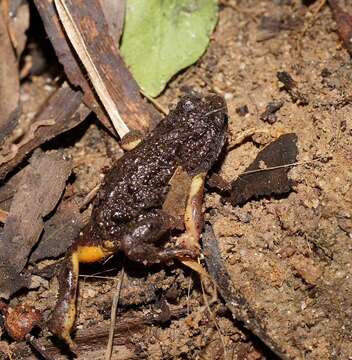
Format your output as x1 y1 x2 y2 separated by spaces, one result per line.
47 233 114 350
179 172 210 277
174 171 206 256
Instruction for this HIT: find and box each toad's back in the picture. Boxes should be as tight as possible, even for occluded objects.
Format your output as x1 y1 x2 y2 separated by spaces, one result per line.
90 94 228 241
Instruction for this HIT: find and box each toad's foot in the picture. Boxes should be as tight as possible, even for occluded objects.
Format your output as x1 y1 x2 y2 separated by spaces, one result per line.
47 252 79 351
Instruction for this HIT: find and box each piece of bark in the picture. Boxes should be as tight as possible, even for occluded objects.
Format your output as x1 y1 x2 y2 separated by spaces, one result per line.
207 173 231 192
34 0 159 136
0 82 88 181
0 161 32 210
54 0 129 137
0 179 17 210
3 0 30 58
0 156 42 211
100 0 126 48
328 0 352 55
30 197 86 263
33 0 115 135
0 209 8 223
54 0 160 135
203 223 288 359
0 150 72 299
277 72 308 105
230 133 298 206
260 100 283 124
0 9 20 144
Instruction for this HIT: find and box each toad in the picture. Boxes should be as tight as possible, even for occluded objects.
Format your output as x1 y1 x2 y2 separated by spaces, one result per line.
48 94 228 348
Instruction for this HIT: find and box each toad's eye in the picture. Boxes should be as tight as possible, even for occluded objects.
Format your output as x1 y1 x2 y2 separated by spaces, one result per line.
183 99 196 112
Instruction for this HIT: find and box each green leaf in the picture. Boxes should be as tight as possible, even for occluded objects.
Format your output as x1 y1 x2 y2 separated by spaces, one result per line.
120 0 218 97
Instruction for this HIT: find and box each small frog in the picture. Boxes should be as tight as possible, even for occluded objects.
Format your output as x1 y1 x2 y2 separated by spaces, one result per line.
48 94 228 348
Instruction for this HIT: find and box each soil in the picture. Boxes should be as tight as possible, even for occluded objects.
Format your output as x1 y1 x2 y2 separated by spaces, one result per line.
3 0 352 359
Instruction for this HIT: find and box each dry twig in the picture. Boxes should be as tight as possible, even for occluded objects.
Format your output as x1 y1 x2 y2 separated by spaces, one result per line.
105 267 125 360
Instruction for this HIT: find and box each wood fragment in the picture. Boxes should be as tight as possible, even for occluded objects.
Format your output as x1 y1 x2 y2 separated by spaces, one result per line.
25 335 54 360
328 0 352 55
207 173 231 192
260 100 283 124
0 82 88 181
55 0 129 137
277 72 308 105
0 150 72 299
100 0 126 48
34 0 160 135
3 1 30 58
33 0 115 134
0 209 8 223
30 196 87 263
0 8 20 144
55 0 160 134
230 133 298 206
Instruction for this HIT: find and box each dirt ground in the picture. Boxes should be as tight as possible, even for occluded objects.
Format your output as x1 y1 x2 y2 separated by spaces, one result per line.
4 0 352 359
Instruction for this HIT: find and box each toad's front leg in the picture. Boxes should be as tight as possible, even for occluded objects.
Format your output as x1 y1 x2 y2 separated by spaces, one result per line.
48 210 196 349
120 209 197 265
47 226 117 349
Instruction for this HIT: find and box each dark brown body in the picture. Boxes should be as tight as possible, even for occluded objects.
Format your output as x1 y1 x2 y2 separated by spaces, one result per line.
48 95 228 348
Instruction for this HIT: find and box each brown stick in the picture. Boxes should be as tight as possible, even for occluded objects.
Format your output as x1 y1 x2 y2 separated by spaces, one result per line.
56 0 160 133
34 0 160 135
33 0 116 134
105 267 125 360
